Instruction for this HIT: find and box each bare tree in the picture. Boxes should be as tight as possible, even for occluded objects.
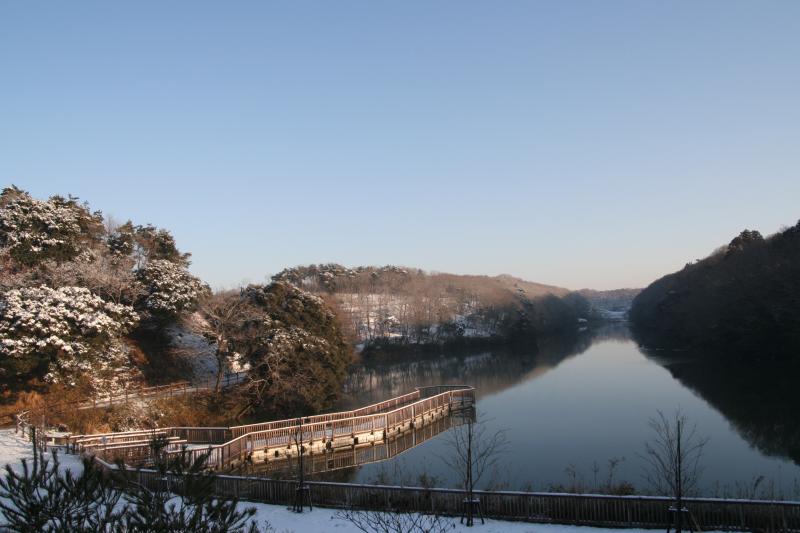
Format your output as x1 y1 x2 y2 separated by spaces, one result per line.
440 411 508 526
46 252 144 305
335 508 454 533
184 291 257 392
640 409 709 533
290 416 313 513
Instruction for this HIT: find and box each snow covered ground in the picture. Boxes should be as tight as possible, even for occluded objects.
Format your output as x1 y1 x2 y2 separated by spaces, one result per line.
166 324 247 384
0 429 83 475
245 504 691 533
0 430 723 532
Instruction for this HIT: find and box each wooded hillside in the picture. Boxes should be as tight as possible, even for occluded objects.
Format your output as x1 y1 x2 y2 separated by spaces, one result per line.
273 264 591 352
630 220 800 358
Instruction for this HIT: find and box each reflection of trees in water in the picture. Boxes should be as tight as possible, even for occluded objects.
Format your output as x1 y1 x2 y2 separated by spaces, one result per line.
586 321 632 343
639 347 800 466
341 328 602 409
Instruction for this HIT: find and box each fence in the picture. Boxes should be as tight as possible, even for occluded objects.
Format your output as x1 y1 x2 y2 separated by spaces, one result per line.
40 371 248 417
103 463 800 532
169 385 473 470
14 411 48 454
75 386 475 471
227 385 470 438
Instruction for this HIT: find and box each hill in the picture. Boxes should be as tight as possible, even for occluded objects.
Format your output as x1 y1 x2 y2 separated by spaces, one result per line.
272 264 591 352
577 288 641 320
630 220 800 358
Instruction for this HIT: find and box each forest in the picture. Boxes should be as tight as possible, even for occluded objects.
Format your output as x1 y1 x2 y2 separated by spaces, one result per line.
273 264 594 356
630 220 800 359
0 186 351 432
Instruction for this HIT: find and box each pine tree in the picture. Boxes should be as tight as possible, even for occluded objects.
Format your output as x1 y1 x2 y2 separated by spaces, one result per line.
0 451 124 532
121 436 259 532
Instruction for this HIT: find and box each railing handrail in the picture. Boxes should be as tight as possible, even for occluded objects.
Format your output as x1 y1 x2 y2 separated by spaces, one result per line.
29 371 249 419
195 386 474 464
79 385 475 470
228 389 423 435
90 455 800 507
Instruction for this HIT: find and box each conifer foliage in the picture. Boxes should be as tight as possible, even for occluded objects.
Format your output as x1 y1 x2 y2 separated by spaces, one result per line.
0 443 264 532
0 186 104 266
0 285 139 383
0 186 206 391
231 282 352 418
0 452 125 532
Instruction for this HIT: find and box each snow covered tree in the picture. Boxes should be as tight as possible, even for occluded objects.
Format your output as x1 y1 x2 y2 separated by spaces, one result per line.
109 221 190 268
137 259 208 320
0 186 104 266
0 285 138 385
245 325 340 416
0 452 125 532
0 448 264 533
236 282 352 418
0 246 35 292
45 248 145 306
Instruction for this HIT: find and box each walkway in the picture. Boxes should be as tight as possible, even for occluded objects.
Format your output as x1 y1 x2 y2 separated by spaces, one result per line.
70 385 476 471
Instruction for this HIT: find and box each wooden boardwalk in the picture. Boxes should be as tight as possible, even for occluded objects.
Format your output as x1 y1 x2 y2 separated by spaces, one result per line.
71 385 475 471
248 409 473 477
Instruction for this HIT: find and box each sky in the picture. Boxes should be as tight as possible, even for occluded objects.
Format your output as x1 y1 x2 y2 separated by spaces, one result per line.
1 2 799 291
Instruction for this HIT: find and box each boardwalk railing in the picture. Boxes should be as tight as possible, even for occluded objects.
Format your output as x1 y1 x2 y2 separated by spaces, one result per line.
45 371 248 417
14 411 48 453
74 385 475 471
253 413 470 476
227 385 471 438
178 385 473 470
98 460 800 532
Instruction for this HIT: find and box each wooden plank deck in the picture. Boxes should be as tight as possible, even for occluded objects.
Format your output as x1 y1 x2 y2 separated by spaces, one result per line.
71 385 476 472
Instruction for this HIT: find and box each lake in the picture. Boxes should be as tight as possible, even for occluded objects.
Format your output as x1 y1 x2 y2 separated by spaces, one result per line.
323 323 800 498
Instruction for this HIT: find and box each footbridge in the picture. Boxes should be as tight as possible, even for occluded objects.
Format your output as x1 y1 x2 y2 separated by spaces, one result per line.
70 385 475 472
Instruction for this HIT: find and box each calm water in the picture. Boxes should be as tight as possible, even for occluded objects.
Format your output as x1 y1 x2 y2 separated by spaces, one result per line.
324 324 800 497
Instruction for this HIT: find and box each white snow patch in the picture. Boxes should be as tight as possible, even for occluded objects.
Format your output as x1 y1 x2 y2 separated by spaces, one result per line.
166 324 246 384
246 503 717 533
0 429 83 476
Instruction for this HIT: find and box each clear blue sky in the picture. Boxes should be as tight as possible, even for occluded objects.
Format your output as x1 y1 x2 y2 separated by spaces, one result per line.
2 2 799 290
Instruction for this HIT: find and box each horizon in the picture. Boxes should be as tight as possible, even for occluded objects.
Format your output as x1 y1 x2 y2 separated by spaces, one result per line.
3 2 800 291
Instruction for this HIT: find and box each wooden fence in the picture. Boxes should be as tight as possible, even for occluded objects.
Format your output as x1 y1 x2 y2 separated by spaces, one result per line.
104 463 800 532
227 385 470 438
174 386 473 470
46 371 248 416
81 386 475 471
14 411 48 453
248 413 468 477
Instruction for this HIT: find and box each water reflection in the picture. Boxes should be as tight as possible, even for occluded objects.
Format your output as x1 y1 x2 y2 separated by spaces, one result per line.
341 330 594 409
242 409 475 480
275 325 800 496
640 348 800 466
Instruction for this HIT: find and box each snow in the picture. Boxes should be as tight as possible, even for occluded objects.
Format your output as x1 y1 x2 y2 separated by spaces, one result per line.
247 504 714 533
0 285 139 386
336 292 501 346
138 259 207 316
0 429 83 475
0 429 726 533
167 324 245 384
